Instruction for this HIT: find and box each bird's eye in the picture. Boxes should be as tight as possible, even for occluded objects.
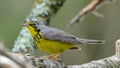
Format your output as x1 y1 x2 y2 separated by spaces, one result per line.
32 23 36 25
29 23 36 28
29 23 36 26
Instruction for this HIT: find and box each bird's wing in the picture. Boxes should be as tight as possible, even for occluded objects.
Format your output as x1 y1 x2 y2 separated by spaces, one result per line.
42 28 80 44
42 28 105 44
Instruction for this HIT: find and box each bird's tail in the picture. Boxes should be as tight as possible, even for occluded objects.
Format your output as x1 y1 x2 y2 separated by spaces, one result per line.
76 38 105 44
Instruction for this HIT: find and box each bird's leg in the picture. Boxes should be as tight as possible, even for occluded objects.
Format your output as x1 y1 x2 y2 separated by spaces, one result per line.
48 53 61 60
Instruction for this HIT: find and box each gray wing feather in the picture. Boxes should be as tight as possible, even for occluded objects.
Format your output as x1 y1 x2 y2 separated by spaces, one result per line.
35 22 105 44
41 27 104 44
42 28 80 44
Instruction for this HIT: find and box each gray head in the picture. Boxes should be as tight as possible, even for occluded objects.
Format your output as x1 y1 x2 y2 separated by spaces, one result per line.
26 19 47 32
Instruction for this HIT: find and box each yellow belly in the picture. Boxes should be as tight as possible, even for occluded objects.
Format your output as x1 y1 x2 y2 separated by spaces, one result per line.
27 26 74 54
36 38 74 54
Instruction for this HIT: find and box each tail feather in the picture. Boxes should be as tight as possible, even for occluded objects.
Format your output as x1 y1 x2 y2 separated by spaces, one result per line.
77 38 105 44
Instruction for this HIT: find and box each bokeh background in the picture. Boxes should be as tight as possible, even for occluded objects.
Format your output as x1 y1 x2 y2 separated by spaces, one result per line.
0 0 120 65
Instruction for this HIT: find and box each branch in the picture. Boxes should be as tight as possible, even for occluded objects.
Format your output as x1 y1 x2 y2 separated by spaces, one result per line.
1 39 120 68
27 0 66 25
68 56 120 68
67 0 116 28
68 39 120 68
0 42 35 68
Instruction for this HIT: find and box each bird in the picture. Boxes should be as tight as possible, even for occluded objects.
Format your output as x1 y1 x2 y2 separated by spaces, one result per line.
22 20 105 60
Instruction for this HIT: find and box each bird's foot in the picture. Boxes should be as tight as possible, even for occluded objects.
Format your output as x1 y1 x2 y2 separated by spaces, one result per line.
41 53 61 61
40 53 61 61
47 55 60 61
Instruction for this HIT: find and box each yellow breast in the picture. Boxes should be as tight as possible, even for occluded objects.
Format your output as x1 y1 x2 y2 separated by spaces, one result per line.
27 25 74 54
34 32 74 54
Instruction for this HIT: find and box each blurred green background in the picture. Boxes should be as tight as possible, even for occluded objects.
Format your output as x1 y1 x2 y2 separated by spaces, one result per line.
0 0 120 65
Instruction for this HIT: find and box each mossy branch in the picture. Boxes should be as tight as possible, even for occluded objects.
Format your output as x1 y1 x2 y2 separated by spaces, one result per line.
0 39 120 68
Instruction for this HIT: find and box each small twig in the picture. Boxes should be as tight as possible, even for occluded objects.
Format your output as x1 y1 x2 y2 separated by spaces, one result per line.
67 0 115 28
67 0 104 28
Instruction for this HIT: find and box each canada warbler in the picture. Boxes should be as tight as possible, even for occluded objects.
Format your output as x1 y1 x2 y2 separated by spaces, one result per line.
22 20 105 59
